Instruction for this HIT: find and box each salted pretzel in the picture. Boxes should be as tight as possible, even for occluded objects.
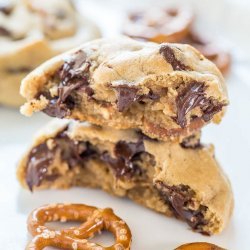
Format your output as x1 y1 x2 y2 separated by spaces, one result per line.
175 242 225 250
26 203 132 250
182 32 231 75
123 7 194 43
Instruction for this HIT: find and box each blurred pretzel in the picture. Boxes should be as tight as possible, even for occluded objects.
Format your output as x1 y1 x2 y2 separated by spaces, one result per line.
182 31 231 75
175 242 225 250
26 203 132 250
123 7 231 75
123 7 194 43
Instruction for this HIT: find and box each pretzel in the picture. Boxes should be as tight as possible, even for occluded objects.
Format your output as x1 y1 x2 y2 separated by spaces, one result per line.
175 242 225 250
26 203 132 250
123 7 194 43
182 32 231 75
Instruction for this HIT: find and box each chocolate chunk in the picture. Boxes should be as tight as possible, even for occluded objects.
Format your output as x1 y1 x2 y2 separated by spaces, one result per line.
41 50 92 118
26 143 55 191
26 130 96 190
155 181 208 234
0 3 13 15
180 134 202 149
115 86 139 112
55 133 96 167
0 26 11 37
160 45 188 71
176 81 225 128
102 140 146 178
201 99 225 122
43 99 70 119
58 50 91 103
115 85 160 112
115 140 145 160
7 67 31 74
176 82 206 128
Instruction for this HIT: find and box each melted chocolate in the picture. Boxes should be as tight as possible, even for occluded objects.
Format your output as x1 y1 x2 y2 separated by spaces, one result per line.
160 45 188 71
26 130 96 191
155 181 209 234
26 143 55 191
26 131 150 189
176 81 225 128
41 50 92 118
102 140 145 178
115 85 160 112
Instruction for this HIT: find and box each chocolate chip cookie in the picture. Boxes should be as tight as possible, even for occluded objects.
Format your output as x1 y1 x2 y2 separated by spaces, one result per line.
20 37 228 141
0 0 100 107
17 120 233 235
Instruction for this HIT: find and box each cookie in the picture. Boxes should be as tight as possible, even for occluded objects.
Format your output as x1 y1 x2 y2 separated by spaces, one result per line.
20 37 228 141
17 120 233 235
0 0 100 107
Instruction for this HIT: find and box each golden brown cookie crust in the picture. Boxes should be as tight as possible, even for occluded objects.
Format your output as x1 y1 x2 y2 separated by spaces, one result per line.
20 37 228 140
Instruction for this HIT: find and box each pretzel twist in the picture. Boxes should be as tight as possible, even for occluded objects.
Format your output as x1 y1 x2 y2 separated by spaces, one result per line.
175 242 225 250
26 203 132 250
123 7 193 43
183 32 231 75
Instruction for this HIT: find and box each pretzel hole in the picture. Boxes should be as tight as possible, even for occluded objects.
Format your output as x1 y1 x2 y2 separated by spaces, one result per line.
89 230 115 247
167 9 178 17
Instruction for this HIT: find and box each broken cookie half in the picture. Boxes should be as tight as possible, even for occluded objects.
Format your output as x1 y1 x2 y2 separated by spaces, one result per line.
20 37 228 141
17 120 233 235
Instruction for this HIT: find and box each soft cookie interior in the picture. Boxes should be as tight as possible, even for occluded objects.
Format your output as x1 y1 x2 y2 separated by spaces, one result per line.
17 121 233 235
20 38 228 141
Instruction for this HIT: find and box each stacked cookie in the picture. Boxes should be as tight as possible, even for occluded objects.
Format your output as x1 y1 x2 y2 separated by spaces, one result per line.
17 37 233 235
0 0 100 107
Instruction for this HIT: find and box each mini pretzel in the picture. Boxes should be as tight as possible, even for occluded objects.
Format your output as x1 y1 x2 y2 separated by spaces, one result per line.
123 7 194 43
175 242 225 250
26 203 132 250
182 31 231 75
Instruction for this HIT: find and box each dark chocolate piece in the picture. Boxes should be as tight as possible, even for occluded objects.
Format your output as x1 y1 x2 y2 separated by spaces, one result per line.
201 99 225 122
176 81 225 128
180 134 202 149
26 130 96 190
43 99 70 119
115 85 160 112
115 86 139 112
7 66 31 74
0 26 11 37
155 181 209 234
57 50 91 103
0 3 13 15
26 142 55 191
41 50 92 118
102 140 146 178
160 45 188 71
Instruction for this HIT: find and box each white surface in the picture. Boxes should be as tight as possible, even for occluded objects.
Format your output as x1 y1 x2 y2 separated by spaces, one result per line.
0 0 250 249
